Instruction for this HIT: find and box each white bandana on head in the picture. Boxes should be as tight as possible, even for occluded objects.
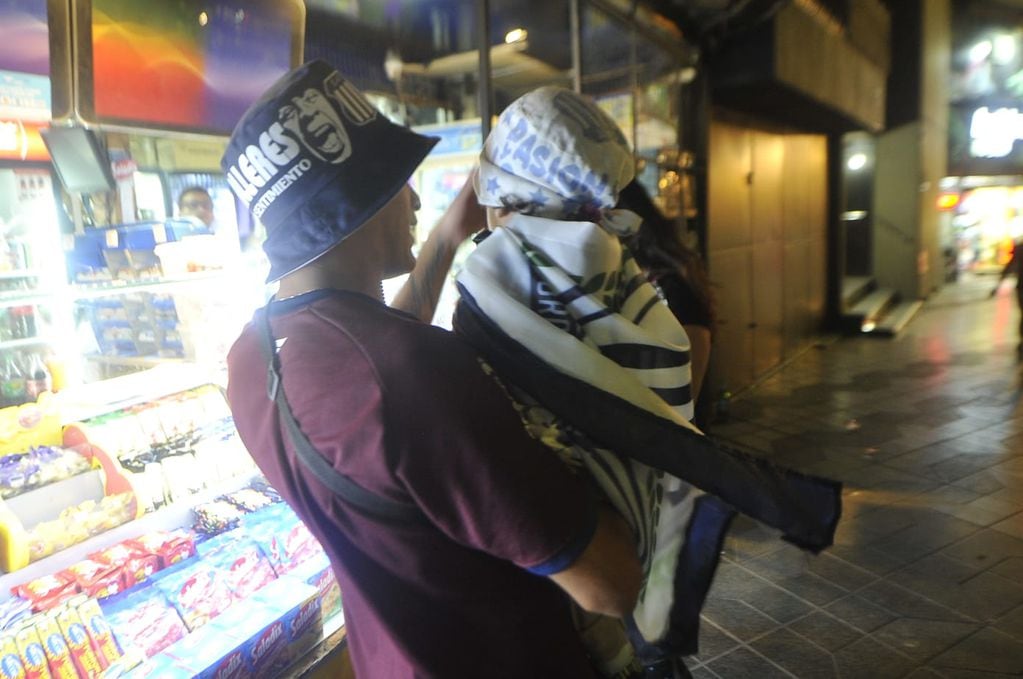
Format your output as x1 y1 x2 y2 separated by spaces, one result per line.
475 87 640 236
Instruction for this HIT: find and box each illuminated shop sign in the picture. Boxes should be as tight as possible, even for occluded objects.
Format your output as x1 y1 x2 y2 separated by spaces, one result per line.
970 106 1023 158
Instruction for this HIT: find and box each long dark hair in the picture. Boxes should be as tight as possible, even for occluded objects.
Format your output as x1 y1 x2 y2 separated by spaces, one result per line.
617 180 716 331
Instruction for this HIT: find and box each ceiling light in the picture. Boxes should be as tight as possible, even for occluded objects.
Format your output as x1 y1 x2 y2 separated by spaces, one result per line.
504 28 527 44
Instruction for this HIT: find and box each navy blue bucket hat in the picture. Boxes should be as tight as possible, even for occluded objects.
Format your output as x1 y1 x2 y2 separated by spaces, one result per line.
222 59 439 282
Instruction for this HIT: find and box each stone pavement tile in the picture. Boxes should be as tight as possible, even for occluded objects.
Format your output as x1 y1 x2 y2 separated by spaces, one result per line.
751 628 836 678
806 552 877 591
721 518 783 563
884 444 971 472
701 599 779 641
786 611 864 651
708 562 815 622
692 619 741 664
941 529 1023 565
833 636 918 679
930 628 1023 674
919 454 1005 484
857 581 972 623
903 669 945 679
991 511 1023 540
704 647 793 679
991 556 1023 582
924 670 1016 679
952 470 1008 495
869 516 980 564
688 666 719 679
872 618 980 663
993 604 1023 641
827 543 906 575
826 594 898 633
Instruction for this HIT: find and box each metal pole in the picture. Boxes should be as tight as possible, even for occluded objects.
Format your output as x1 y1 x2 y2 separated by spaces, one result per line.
477 0 493 138
570 0 582 93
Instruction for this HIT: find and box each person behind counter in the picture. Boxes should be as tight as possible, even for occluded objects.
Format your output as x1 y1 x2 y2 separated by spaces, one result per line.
221 60 641 679
176 186 215 229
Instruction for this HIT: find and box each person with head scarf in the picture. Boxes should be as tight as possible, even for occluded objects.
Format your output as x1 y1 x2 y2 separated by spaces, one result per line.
223 63 642 678
454 87 841 677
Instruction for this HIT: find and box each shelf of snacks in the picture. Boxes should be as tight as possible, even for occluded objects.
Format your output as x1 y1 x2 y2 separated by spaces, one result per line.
0 337 50 351
69 272 224 301
0 373 345 677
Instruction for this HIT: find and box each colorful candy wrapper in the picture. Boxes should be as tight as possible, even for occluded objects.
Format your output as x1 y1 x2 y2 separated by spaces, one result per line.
12 624 50 679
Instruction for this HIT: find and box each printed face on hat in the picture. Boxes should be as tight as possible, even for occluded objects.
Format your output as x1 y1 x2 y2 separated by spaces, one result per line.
278 87 352 165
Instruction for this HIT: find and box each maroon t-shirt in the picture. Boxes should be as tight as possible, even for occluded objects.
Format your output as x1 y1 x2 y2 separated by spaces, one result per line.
226 290 597 678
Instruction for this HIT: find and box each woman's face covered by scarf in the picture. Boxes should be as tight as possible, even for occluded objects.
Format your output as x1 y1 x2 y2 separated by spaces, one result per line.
475 87 638 235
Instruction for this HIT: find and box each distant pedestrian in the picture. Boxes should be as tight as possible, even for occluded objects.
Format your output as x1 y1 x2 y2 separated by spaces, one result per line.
991 237 1023 357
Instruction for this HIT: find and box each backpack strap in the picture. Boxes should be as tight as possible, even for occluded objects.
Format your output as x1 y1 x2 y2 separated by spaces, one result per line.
256 304 423 523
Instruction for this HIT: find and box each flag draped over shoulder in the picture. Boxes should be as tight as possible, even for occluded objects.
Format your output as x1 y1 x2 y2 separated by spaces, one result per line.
454 213 841 666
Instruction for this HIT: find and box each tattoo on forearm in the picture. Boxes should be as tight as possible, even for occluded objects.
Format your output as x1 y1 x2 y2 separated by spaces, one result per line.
405 242 454 320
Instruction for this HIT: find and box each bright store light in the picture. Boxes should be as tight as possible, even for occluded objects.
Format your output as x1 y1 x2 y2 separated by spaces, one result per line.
504 28 527 44
970 40 993 63
847 152 868 171
994 34 1017 64
198 11 208 26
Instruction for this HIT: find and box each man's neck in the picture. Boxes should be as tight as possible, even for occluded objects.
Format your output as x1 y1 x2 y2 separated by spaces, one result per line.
276 266 383 302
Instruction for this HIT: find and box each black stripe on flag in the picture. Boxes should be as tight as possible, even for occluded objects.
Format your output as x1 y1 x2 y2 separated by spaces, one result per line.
650 384 692 407
577 308 614 325
554 286 587 305
600 343 689 369
632 293 662 325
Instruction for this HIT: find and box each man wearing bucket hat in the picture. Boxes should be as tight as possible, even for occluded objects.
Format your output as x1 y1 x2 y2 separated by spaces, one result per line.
223 60 642 678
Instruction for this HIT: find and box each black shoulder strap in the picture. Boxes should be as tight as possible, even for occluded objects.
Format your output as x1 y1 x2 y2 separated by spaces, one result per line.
256 304 423 523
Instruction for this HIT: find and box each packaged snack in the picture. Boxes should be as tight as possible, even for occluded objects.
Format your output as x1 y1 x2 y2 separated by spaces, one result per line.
202 538 276 601
13 574 77 613
246 580 322 675
119 652 192 679
159 624 249 679
288 554 341 622
12 623 51 679
245 508 322 575
0 599 32 632
128 531 194 569
53 603 102 678
65 561 122 600
151 561 234 632
192 500 245 536
222 489 274 513
32 616 76 679
90 544 159 589
75 599 120 669
0 634 26 679
100 586 187 659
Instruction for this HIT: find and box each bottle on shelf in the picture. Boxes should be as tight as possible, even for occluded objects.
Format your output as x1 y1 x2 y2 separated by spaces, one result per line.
1 353 27 407
9 306 36 340
24 353 52 400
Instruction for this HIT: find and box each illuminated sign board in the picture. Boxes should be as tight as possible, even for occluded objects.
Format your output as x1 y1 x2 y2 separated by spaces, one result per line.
970 106 1023 158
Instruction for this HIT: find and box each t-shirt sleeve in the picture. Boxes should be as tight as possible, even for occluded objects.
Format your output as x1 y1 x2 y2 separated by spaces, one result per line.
384 331 597 574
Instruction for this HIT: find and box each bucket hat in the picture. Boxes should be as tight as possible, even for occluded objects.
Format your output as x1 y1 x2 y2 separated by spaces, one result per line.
222 59 438 282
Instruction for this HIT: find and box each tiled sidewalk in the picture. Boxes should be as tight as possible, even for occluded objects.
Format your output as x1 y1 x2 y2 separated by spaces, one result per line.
689 274 1023 678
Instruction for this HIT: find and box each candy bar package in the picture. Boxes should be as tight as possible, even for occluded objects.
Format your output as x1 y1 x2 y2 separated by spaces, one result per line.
11 622 50 679
150 560 235 632
0 634 27 679
100 585 187 658
75 598 121 669
53 603 103 678
32 615 77 679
